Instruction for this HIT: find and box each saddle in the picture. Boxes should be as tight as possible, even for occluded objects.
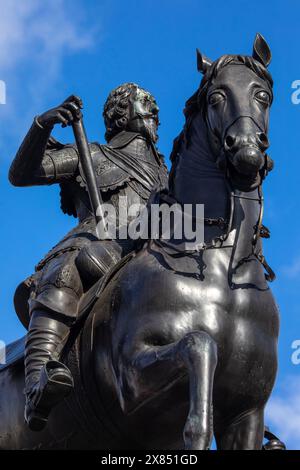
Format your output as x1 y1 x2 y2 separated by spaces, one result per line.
13 246 137 330
0 250 135 383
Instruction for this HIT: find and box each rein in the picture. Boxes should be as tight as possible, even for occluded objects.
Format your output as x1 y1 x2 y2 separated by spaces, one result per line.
166 60 275 281
155 182 275 282
158 184 234 251
233 185 275 282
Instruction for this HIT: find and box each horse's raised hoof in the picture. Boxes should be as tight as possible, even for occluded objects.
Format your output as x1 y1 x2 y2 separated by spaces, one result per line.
25 360 74 432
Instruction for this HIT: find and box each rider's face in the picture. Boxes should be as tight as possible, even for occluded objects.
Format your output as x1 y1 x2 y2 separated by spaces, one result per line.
127 88 159 143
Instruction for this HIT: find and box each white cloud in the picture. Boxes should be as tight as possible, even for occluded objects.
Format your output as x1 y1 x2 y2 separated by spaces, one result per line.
281 255 300 279
265 375 300 449
0 0 94 68
0 0 98 147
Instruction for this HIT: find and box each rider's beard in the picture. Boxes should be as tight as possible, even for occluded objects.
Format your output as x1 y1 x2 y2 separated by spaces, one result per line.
143 118 158 143
129 117 158 143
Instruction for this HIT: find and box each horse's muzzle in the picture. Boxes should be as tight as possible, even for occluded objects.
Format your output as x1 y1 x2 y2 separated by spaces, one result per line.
230 145 265 176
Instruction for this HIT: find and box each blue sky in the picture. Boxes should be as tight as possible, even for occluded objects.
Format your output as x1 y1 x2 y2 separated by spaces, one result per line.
0 0 300 449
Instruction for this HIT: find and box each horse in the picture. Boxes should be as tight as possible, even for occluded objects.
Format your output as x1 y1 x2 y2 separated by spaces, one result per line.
0 33 281 450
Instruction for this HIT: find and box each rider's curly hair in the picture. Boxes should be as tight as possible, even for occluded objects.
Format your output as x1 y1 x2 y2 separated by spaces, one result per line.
104 82 151 142
103 83 136 142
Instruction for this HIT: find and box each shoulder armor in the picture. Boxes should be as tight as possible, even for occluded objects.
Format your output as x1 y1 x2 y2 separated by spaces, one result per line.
76 142 131 193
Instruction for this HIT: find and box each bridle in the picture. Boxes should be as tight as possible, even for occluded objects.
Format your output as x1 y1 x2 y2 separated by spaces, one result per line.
156 72 275 282
202 69 275 281
232 187 275 282
156 182 275 282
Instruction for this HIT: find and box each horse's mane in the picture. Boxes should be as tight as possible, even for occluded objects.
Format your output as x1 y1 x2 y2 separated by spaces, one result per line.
169 55 273 187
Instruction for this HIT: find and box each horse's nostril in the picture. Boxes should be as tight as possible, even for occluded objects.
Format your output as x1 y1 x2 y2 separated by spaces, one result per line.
257 132 269 149
225 135 236 149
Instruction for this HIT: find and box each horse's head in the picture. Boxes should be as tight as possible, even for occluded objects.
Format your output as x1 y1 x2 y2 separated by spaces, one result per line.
193 33 274 191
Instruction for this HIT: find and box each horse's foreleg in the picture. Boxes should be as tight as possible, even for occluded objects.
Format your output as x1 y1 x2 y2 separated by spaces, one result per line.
117 330 218 450
215 408 265 450
178 332 217 450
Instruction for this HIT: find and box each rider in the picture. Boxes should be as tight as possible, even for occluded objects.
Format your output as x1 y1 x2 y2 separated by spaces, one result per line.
9 83 168 431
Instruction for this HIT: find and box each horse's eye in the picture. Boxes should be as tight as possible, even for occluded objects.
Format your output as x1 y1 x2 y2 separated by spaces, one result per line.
208 92 225 106
255 90 271 106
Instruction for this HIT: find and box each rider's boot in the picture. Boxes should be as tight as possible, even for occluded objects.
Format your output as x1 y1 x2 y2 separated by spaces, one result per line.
24 310 74 431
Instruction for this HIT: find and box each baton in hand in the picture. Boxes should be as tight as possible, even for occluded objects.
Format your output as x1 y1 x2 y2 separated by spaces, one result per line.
72 115 109 240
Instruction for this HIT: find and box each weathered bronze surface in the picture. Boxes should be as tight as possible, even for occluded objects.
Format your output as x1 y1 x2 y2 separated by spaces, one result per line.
0 35 284 450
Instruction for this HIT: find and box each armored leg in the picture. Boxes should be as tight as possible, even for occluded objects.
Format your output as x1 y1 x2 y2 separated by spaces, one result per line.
24 242 122 431
25 251 83 431
24 310 74 431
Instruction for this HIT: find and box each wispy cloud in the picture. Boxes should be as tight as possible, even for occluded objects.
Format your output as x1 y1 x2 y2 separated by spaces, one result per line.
265 375 300 449
0 0 99 148
281 255 300 279
0 1 92 69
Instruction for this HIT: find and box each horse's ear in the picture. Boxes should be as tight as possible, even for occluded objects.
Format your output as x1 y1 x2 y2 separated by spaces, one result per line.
252 33 271 67
196 49 212 74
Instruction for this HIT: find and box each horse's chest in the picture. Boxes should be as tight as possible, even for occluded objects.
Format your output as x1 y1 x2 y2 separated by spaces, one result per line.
168 262 279 351
131 249 279 361
170 272 279 410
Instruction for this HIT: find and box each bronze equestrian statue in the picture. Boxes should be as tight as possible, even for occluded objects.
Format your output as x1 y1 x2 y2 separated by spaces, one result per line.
0 34 284 450
7 83 167 432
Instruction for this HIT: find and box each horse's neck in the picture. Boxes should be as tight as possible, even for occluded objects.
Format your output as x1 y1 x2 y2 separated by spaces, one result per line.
170 112 262 256
171 113 228 218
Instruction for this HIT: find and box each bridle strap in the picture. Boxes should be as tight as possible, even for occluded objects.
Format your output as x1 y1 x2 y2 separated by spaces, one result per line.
157 185 275 282
233 185 275 282
158 186 234 251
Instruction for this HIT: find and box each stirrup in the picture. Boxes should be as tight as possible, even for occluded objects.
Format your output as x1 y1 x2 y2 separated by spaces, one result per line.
25 360 74 432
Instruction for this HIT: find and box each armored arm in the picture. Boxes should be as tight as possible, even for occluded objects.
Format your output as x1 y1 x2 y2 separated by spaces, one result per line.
9 95 83 187
9 117 79 187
